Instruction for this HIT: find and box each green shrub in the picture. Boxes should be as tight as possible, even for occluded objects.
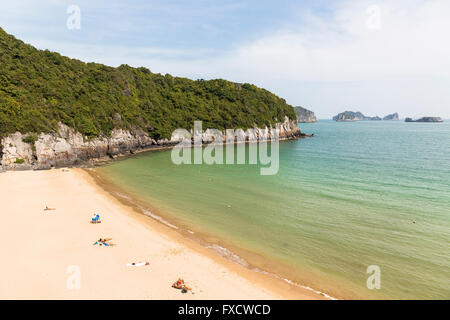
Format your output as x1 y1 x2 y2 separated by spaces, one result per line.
22 134 38 144
14 158 25 164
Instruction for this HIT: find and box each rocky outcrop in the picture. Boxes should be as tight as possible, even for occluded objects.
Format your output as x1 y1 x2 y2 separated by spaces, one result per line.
294 106 317 123
383 113 399 121
405 117 443 123
333 111 373 121
333 111 398 122
1 117 303 170
0 123 155 170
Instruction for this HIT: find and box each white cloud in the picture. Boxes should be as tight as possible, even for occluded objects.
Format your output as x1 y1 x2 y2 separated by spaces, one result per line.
216 0 450 81
10 0 450 81
207 0 450 118
2 0 450 118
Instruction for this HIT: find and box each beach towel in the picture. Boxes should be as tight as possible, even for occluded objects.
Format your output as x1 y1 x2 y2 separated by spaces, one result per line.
126 262 150 267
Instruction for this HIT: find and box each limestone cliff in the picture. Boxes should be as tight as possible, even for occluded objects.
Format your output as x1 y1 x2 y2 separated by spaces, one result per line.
1 117 302 170
383 113 400 121
294 106 317 123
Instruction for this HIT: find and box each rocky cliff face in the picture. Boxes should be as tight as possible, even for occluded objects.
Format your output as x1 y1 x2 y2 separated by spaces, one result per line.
294 106 317 123
383 113 399 121
1 117 301 170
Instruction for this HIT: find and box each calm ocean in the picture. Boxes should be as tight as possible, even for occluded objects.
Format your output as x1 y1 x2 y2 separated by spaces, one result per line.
97 120 450 299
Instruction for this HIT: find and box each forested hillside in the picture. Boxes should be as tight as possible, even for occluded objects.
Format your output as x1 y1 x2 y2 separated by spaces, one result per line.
0 27 296 139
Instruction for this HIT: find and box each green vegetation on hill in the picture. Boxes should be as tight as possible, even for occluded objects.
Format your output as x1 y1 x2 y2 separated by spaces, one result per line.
0 27 296 139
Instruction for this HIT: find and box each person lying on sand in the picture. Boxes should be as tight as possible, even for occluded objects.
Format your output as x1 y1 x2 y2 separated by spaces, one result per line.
44 206 56 211
172 278 191 292
93 238 115 246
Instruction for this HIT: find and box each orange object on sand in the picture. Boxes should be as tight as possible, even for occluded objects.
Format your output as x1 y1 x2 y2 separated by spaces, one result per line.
172 278 191 291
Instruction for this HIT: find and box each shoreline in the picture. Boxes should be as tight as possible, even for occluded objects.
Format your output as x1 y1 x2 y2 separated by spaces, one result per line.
88 167 349 300
0 133 310 172
1 117 307 171
84 168 332 300
0 168 326 299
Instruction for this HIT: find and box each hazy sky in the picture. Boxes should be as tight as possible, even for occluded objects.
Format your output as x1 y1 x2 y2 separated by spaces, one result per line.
1 0 450 119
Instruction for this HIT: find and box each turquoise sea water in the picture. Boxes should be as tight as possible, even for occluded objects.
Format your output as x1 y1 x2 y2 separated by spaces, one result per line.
97 120 450 299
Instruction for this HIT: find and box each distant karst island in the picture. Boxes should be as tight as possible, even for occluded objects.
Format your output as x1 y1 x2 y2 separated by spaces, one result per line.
294 106 317 123
405 117 443 123
333 111 399 122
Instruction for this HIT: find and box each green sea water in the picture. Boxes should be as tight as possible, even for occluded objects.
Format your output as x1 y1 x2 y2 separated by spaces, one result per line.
97 120 450 299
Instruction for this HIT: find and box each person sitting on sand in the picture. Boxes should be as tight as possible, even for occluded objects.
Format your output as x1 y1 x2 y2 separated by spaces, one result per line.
91 214 101 224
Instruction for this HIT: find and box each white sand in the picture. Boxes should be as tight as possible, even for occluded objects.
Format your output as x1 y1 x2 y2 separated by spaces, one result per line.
0 169 323 300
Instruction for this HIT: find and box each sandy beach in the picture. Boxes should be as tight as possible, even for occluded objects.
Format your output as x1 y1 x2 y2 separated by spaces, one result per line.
0 168 324 300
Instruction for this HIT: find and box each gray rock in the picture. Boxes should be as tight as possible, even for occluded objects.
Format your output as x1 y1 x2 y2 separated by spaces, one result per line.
294 106 317 123
1 118 303 170
383 113 400 121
